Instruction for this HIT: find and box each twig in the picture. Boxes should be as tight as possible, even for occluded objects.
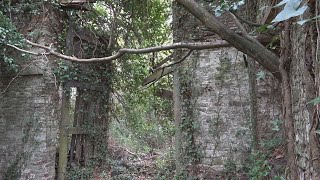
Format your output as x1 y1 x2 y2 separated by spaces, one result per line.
43 54 58 89
231 11 263 27
155 50 193 71
1 60 41 94
152 53 174 69
7 39 230 63
6 44 47 56
143 50 193 86
229 12 261 45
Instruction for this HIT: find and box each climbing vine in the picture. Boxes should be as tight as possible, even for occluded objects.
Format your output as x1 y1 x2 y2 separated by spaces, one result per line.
0 11 24 72
49 1 175 178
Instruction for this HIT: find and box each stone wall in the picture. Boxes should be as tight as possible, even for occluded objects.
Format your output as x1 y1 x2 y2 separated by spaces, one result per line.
0 5 62 179
192 47 251 177
0 68 59 179
173 0 282 178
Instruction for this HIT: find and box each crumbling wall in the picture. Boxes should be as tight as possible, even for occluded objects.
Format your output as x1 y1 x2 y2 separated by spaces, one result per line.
0 66 59 179
191 48 251 178
173 0 281 178
0 5 62 179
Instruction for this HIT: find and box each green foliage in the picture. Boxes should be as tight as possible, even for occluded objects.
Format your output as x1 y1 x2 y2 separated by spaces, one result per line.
211 0 245 16
244 151 271 180
245 117 285 179
274 176 286 180
66 165 93 180
107 0 174 153
55 2 174 179
256 70 266 80
309 96 320 105
224 158 237 178
261 137 284 150
261 118 283 152
0 0 63 73
54 61 81 82
0 11 25 72
0 0 54 15
155 148 175 179
179 115 201 162
271 119 282 132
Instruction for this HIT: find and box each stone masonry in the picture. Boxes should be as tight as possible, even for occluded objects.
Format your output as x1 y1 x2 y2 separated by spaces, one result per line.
0 5 62 179
192 48 251 170
0 65 59 179
173 0 282 178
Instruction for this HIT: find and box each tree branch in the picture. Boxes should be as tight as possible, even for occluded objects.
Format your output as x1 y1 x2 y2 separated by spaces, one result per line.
6 44 48 56
143 50 193 86
155 50 193 71
230 11 263 27
176 0 281 79
6 40 230 63
229 12 261 45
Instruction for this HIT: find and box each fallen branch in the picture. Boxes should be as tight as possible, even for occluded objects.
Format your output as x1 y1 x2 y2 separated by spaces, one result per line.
6 40 230 63
142 50 193 86
142 67 173 86
155 50 193 71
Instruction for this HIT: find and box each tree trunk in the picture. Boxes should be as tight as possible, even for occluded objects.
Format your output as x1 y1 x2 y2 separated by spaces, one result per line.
288 12 320 178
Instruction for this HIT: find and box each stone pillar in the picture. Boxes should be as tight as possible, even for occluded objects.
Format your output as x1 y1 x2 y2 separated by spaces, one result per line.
172 0 281 178
0 4 62 179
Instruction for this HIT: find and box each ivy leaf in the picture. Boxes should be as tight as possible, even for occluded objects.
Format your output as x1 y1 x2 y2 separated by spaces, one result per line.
308 96 320 105
255 24 269 33
256 71 266 80
272 0 308 23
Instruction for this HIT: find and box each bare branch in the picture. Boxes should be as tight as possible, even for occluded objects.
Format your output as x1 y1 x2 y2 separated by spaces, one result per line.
229 12 261 45
176 0 281 79
1 59 41 94
6 44 47 56
143 50 194 86
230 11 263 27
142 67 173 86
155 50 193 71
229 12 248 35
6 40 230 63
153 53 174 70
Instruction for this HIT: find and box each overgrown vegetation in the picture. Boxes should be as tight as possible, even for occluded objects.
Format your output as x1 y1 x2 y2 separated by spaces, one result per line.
0 11 24 72
2 0 319 179
51 0 175 178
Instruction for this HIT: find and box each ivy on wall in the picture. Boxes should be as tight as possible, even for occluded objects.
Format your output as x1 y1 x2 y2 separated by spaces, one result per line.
0 12 24 72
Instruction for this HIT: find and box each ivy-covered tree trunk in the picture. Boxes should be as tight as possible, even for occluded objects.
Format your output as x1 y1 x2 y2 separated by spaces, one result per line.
172 2 197 175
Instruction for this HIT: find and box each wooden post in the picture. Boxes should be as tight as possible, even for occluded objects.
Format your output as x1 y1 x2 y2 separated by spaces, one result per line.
58 92 71 180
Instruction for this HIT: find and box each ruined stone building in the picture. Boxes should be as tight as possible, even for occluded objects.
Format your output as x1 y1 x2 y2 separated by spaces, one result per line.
2 0 320 179
172 1 282 178
0 5 62 179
